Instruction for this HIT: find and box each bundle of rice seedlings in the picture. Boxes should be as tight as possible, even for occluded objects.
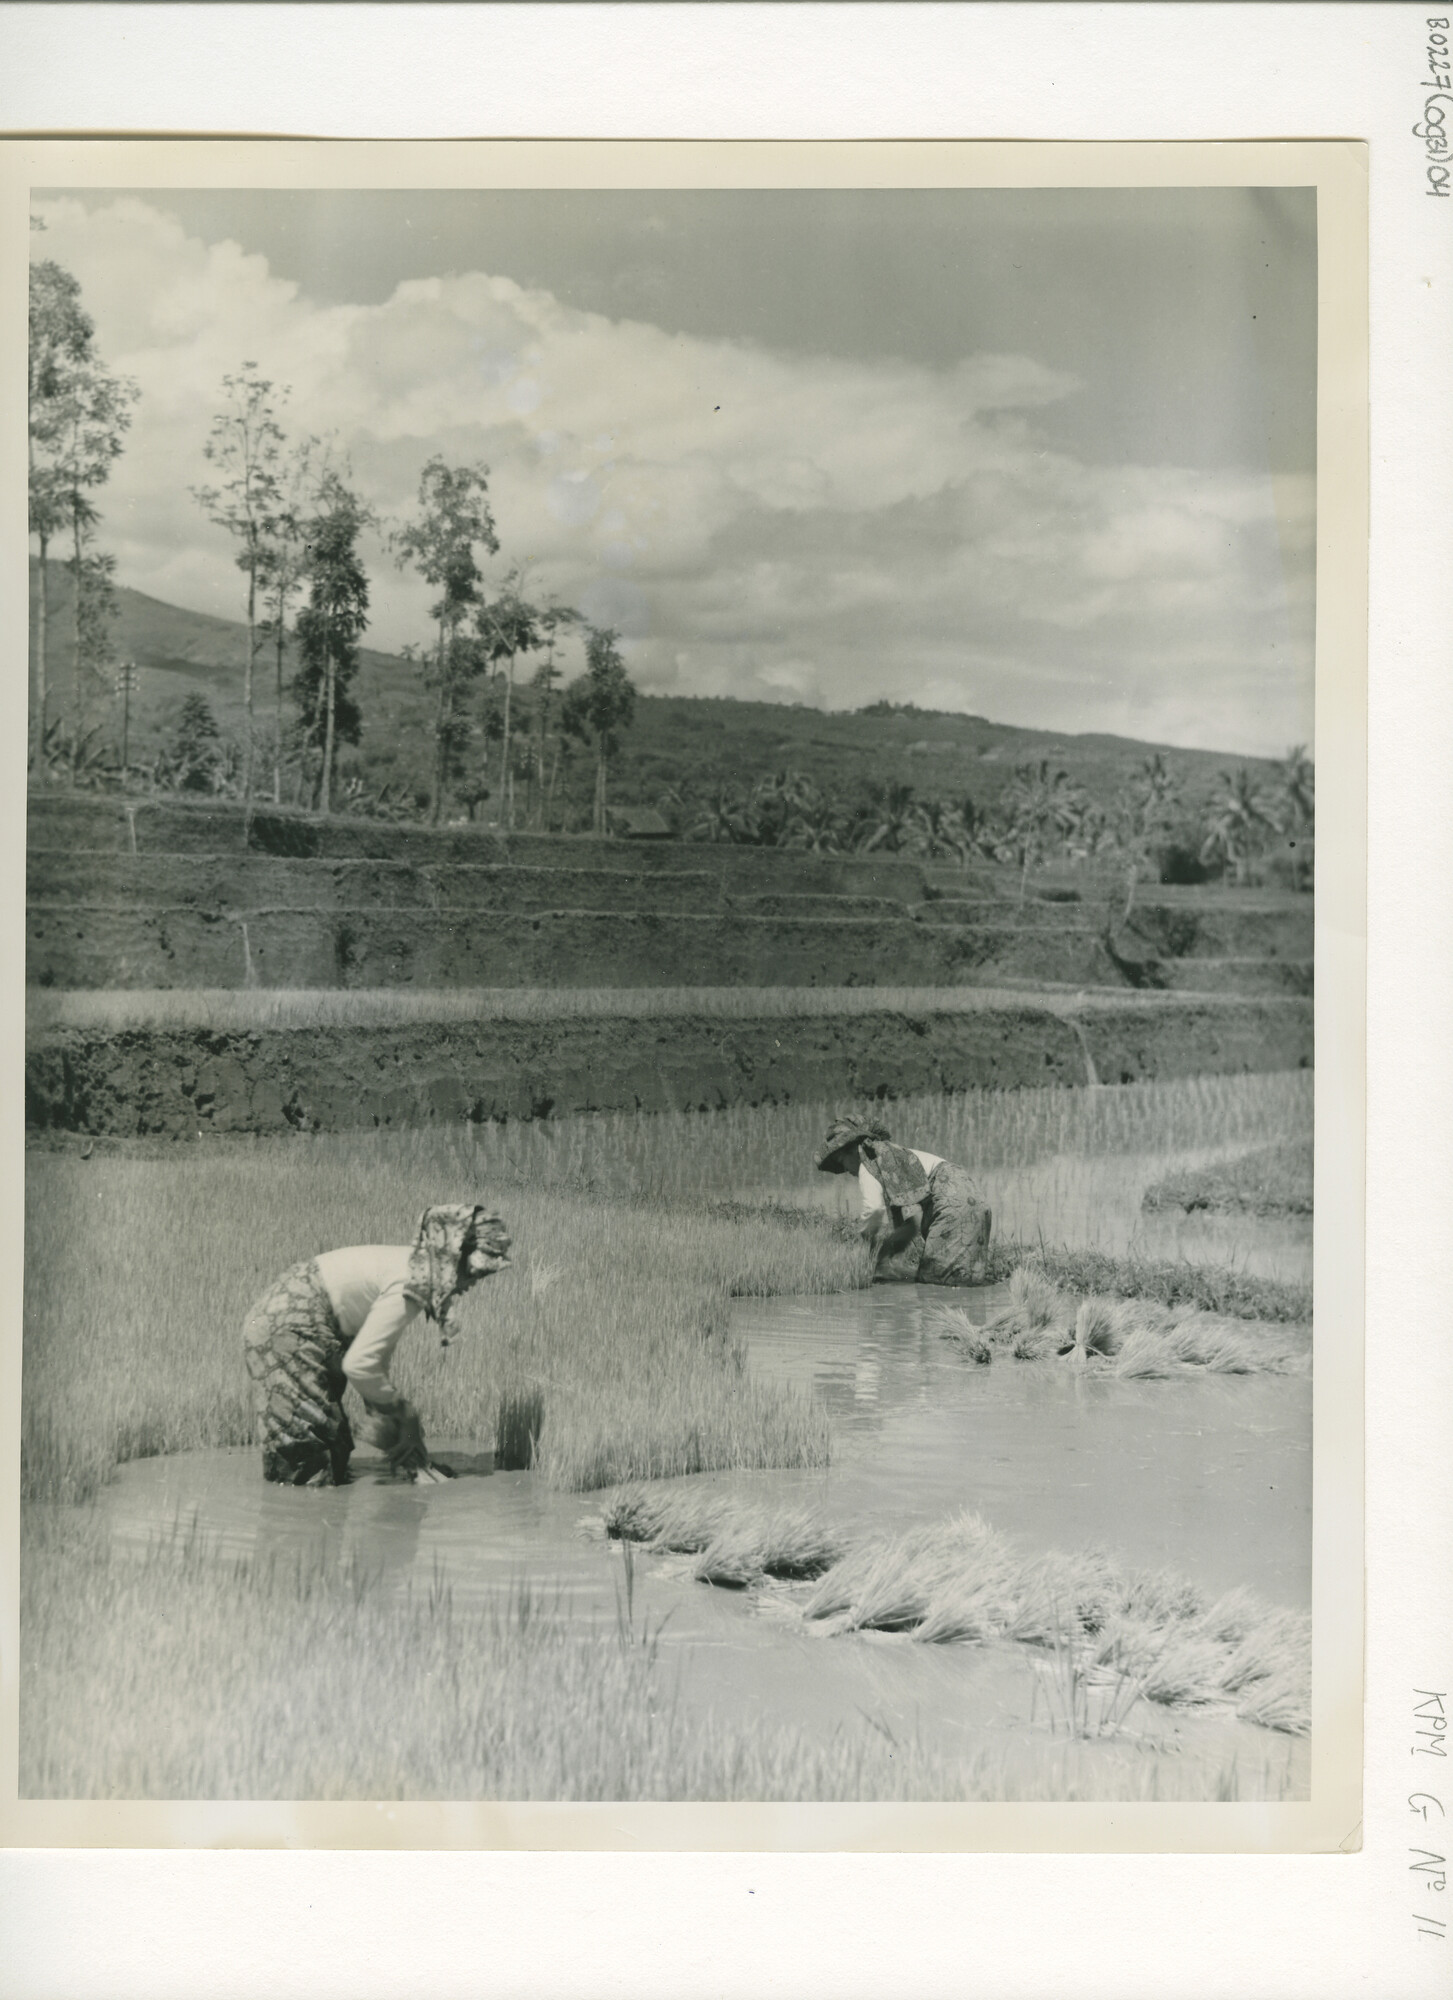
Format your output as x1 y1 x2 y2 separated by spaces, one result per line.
914 1534 1024 1643
805 1516 993 1631
758 1514 849 1581
1110 1308 1297 1377
1122 1567 1208 1626
1235 1657 1311 1735
1135 1631 1231 1711
1215 1606 1311 1694
1195 1586 1266 1649
933 1305 993 1365
1011 1325 1063 1362
1112 1323 1179 1378
692 1508 846 1589
1072 1295 1140 1360
983 1266 1070 1347
692 1537 760 1588
1161 1313 1258 1373
1008 1549 1123 1645
602 1482 730 1552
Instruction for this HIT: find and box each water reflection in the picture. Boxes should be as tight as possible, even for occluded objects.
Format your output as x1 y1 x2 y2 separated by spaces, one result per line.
96 1275 1312 1795
734 1287 1312 1606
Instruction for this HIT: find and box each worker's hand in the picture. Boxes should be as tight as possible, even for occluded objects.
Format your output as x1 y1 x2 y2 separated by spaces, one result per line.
879 1215 920 1261
380 1403 428 1473
357 1399 408 1453
409 1459 456 1485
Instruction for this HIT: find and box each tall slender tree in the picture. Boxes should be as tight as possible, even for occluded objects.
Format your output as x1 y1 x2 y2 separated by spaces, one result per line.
256 435 320 803
67 546 120 777
29 257 95 771
192 364 289 805
293 475 371 817
1111 752 1183 924
560 626 636 835
29 261 135 781
476 568 540 830
392 458 498 824
54 367 137 786
529 601 581 829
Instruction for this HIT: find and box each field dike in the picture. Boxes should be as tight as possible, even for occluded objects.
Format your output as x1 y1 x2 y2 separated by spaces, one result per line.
27 793 930 895
26 993 1314 1136
27 794 1312 995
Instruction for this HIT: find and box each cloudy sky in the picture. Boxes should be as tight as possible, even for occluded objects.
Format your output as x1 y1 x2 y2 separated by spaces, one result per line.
31 186 1316 755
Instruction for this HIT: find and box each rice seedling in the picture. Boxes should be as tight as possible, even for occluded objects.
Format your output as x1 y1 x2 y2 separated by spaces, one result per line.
1007 1549 1123 1646
21 1065 1315 1803
602 1482 734 1552
494 1386 545 1471
935 1307 992 1364
1028 1606 1165 1741
693 1508 847 1587
942 1263 1309 1379
601 1482 844 1585
22 1141 856 1507
800 1510 1310 1734
998 1243 1310 1324
1143 1140 1314 1218
30 1066 1311 1239
800 1518 970 1630
20 1512 1298 1801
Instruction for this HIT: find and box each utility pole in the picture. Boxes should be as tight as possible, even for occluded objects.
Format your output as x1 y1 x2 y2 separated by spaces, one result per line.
114 659 137 774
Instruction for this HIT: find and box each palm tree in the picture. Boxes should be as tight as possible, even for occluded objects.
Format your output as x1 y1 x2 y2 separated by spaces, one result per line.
1200 766 1280 884
852 780 926 855
1277 745 1315 831
1110 752 1184 923
999 760 1082 905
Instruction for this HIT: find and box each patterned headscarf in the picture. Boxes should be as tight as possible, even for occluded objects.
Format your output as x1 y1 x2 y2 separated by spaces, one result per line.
814 1115 931 1205
815 1114 892 1173
860 1140 932 1206
405 1204 512 1326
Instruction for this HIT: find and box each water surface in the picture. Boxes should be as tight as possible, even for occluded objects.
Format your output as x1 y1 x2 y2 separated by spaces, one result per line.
97 1278 1311 1795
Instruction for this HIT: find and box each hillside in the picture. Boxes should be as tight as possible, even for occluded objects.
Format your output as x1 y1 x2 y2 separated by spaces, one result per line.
30 560 1284 826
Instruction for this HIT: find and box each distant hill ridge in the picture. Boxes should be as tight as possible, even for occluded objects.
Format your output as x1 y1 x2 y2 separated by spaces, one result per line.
29 559 1282 820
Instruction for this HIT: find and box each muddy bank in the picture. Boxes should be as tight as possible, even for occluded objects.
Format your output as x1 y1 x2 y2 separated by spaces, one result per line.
29 903 1143 991
27 997 1313 1135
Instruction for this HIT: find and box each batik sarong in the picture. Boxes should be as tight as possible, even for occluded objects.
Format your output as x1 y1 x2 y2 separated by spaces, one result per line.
917 1161 993 1284
242 1259 354 1486
873 1160 993 1286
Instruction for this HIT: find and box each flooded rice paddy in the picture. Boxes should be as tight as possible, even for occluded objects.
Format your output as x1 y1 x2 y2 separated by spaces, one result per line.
98 1273 1311 1796
742 1144 1313 1287
49 1077 1314 1797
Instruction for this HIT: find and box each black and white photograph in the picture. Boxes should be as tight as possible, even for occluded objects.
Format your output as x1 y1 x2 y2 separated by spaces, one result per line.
13 141 1364 1840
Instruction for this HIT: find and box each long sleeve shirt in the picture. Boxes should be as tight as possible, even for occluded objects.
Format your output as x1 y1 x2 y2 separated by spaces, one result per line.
314 1245 423 1408
858 1149 942 1215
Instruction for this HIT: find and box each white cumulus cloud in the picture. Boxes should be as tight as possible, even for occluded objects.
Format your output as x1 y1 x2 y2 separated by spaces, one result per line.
30 194 1313 755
